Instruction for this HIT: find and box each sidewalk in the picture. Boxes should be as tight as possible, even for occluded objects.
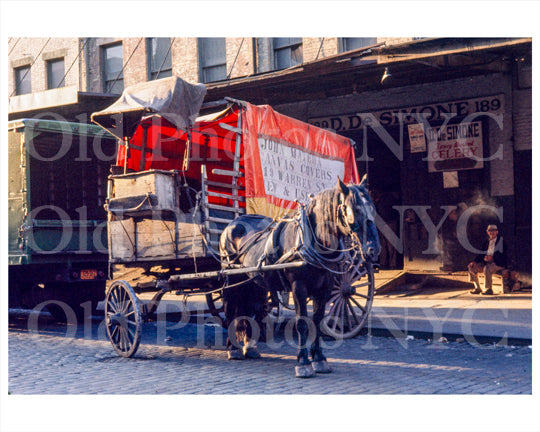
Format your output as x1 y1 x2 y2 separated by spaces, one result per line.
370 283 532 343
105 269 533 344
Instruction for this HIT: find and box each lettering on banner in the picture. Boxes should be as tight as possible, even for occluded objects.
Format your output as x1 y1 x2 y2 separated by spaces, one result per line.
257 136 345 203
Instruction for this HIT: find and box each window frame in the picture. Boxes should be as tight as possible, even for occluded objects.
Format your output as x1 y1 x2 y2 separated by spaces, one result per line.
272 37 303 70
101 42 124 94
198 37 227 83
14 64 32 95
339 37 378 53
147 37 173 80
46 57 66 89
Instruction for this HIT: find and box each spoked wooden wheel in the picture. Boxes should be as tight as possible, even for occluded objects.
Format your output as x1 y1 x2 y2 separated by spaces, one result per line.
321 261 375 339
105 280 142 358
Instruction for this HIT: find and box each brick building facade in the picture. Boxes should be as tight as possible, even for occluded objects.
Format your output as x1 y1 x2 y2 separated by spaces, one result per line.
8 37 404 97
7 37 532 277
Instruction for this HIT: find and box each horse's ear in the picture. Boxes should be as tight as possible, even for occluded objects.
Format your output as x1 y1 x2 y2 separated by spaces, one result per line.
360 174 368 188
336 176 350 195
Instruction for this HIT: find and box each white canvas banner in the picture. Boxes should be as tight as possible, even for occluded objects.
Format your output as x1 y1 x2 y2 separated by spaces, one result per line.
257 137 345 203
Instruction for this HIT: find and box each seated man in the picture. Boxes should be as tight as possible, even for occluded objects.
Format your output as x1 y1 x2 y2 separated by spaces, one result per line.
468 224 507 295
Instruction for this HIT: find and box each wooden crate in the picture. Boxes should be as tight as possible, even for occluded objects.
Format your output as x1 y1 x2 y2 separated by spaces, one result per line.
176 220 205 257
136 218 176 259
109 218 135 261
112 170 176 212
109 215 206 262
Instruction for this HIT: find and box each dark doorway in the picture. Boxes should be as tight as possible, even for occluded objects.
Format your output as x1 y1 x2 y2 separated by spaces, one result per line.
343 127 403 269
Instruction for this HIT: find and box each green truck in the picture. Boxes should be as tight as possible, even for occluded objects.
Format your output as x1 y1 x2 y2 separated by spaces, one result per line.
8 118 117 320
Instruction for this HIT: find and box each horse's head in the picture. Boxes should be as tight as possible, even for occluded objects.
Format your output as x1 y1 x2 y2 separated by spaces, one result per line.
336 175 381 261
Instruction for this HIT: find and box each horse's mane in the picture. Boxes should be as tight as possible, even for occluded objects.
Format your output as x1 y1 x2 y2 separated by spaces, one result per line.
305 188 343 248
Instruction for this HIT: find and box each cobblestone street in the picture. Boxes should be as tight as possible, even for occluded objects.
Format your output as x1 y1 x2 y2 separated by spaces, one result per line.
8 311 532 395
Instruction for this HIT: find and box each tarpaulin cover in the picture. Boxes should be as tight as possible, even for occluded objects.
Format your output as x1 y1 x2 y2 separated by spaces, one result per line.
91 76 207 140
242 102 359 217
105 100 359 218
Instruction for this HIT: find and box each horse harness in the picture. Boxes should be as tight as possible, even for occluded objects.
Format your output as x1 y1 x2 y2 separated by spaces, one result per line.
223 201 363 294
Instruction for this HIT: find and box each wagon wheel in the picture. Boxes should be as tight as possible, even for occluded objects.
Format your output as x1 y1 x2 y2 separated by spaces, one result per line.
105 280 142 358
206 289 225 326
321 261 375 339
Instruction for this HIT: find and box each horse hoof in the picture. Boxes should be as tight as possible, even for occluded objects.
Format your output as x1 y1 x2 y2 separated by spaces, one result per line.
227 350 245 360
312 360 332 374
243 346 261 359
295 365 316 378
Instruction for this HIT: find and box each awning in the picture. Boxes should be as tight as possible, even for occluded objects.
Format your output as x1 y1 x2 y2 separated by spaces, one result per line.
91 76 207 140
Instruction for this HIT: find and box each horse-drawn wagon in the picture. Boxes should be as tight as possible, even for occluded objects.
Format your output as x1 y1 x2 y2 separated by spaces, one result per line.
92 77 379 373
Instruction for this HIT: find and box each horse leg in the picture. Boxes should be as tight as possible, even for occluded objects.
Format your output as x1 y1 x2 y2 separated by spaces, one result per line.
292 280 316 378
224 287 244 360
310 295 332 374
242 283 262 359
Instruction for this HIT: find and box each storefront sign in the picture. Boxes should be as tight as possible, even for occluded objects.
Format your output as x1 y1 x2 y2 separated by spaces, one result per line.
308 94 504 132
257 136 345 202
407 123 426 152
426 121 484 172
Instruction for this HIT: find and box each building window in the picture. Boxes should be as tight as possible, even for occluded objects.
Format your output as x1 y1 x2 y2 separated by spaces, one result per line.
102 43 124 94
148 38 173 80
273 38 303 70
14 65 31 95
199 38 226 83
340 38 378 52
47 58 65 89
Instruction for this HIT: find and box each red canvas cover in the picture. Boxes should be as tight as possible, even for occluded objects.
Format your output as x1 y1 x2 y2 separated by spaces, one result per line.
115 102 358 217
242 102 359 216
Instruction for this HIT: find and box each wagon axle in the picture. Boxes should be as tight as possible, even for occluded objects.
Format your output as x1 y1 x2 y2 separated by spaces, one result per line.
340 282 356 297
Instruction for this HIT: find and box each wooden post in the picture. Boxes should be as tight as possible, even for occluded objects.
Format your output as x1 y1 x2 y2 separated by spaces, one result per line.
123 137 130 174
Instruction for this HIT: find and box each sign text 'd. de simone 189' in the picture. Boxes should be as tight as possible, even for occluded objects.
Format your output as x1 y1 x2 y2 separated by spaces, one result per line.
308 94 504 132
257 136 345 203
426 120 483 172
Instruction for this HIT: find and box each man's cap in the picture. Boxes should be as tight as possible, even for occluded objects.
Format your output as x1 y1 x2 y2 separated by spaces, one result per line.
487 224 498 231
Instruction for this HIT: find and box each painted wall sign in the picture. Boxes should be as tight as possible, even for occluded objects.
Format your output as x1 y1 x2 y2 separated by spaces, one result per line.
426 121 484 172
308 94 504 132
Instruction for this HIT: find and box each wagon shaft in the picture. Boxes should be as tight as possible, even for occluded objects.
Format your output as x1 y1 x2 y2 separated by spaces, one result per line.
168 260 306 284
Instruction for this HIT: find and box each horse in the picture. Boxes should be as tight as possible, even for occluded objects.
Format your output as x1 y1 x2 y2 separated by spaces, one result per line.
219 176 380 378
